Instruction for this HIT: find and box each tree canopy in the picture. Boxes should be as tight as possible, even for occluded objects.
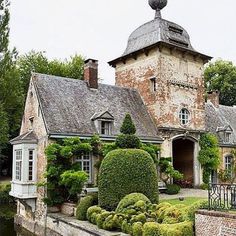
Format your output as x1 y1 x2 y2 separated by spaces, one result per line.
17 51 84 96
204 60 236 106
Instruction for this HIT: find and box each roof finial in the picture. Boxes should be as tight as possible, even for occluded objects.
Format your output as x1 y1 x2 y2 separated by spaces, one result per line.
148 0 167 19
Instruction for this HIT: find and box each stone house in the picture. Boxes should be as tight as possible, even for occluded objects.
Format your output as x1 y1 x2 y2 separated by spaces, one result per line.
9 0 236 233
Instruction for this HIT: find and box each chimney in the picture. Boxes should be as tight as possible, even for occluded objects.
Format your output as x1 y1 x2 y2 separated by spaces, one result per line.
84 59 98 89
207 91 220 108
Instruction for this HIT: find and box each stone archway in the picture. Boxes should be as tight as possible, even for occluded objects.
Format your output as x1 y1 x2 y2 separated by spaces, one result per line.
172 138 195 185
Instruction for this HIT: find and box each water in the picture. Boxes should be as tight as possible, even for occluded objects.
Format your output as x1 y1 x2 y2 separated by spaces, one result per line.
0 204 35 236
0 217 16 236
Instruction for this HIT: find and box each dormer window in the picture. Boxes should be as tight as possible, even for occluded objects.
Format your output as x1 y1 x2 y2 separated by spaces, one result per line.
91 111 114 136
225 132 231 143
101 121 112 135
150 77 157 92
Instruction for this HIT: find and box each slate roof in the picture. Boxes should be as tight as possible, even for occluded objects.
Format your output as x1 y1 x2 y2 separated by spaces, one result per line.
10 131 38 144
33 73 161 141
109 17 211 66
205 102 236 145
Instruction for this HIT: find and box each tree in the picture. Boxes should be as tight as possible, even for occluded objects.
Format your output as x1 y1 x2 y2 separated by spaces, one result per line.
17 51 84 96
198 133 220 184
0 0 23 174
204 60 236 106
158 157 183 186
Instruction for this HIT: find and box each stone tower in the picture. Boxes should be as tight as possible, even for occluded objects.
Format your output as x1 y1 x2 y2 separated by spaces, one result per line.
109 0 212 186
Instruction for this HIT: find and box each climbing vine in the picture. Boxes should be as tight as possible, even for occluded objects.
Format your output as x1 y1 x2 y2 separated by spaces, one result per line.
198 133 220 184
43 136 99 206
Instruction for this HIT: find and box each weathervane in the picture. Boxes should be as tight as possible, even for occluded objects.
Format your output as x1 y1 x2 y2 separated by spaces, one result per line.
148 0 167 19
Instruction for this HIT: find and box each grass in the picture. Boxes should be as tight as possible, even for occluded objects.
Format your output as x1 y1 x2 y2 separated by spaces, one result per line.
159 197 207 206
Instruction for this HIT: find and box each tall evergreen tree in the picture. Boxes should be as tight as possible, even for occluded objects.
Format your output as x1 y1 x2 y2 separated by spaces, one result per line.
0 0 23 175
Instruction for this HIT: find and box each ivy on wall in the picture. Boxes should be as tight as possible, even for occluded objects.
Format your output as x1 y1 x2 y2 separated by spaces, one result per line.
198 133 220 184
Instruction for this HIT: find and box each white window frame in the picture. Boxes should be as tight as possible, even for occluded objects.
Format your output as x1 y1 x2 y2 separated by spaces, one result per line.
100 121 112 135
74 153 92 182
15 149 22 181
225 132 231 143
179 108 190 125
225 155 233 178
28 149 34 181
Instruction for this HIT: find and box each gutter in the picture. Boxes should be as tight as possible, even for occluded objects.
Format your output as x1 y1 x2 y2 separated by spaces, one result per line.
49 133 163 144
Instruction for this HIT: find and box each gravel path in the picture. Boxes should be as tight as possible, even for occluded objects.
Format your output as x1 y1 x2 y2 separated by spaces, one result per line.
159 188 208 200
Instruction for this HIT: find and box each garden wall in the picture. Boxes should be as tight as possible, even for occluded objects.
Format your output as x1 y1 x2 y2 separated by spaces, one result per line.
195 210 236 236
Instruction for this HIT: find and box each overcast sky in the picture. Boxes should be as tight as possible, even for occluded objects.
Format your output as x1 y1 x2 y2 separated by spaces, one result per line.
9 0 236 85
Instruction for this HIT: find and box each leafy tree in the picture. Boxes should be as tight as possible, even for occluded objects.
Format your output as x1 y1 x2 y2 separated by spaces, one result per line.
198 133 220 184
204 60 236 106
0 0 23 173
17 51 84 96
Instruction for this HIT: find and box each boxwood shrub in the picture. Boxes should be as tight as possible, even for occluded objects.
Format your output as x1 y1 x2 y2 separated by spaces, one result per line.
166 184 181 195
98 149 159 210
76 193 98 220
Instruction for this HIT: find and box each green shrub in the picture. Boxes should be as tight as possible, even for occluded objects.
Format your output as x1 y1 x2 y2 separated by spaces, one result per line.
116 193 151 214
121 219 133 234
99 149 158 210
0 184 12 203
86 206 102 222
60 170 88 198
162 206 184 224
187 200 208 222
156 203 172 223
120 113 136 135
115 134 141 149
76 195 97 220
159 221 194 236
132 222 143 236
96 211 113 229
166 184 181 195
143 222 160 236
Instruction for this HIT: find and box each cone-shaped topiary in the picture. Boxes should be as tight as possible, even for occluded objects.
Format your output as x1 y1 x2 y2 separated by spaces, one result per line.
120 113 136 135
98 149 159 210
116 114 141 149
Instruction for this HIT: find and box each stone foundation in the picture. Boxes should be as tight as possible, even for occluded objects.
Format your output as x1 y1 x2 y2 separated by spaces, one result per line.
14 213 128 236
61 202 76 216
195 210 236 236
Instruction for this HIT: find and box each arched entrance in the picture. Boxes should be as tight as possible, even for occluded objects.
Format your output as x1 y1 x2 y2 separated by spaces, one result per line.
172 138 195 185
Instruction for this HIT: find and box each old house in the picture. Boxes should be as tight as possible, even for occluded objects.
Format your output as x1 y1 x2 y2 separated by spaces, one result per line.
9 0 236 233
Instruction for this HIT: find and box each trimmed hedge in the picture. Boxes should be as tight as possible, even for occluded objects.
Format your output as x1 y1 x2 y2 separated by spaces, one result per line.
166 184 181 195
98 149 159 210
76 194 98 220
115 134 141 149
116 193 151 214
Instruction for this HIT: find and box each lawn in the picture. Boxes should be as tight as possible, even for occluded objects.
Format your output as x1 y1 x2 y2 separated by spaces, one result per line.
160 197 207 206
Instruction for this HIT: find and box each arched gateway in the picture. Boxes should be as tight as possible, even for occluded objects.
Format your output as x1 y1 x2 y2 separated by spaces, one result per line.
172 136 201 187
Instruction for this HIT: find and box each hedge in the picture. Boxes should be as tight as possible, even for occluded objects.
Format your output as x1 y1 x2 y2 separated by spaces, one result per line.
76 194 98 220
98 149 159 210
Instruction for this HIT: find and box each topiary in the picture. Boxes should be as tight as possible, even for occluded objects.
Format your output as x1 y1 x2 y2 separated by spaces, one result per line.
116 193 151 214
159 221 194 236
98 149 159 210
121 219 133 234
120 113 136 135
86 206 102 222
132 222 143 236
115 134 141 149
76 194 97 220
143 222 160 236
166 184 181 195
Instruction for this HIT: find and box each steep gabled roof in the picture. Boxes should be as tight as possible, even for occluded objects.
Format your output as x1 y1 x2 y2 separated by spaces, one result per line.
206 102 236 145
32 73 161 142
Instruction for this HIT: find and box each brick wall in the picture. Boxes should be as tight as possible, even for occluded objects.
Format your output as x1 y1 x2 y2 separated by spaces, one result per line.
195 210 236 236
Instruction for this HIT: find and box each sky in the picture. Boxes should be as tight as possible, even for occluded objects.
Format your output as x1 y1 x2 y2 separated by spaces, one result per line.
9 0 236 85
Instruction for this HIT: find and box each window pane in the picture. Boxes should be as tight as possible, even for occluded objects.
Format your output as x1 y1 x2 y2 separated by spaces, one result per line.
28 150 34 181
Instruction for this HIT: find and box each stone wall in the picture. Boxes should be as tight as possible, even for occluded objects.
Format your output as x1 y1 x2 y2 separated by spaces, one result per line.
19 76 49 224
195 210 236 236
115 45 206 131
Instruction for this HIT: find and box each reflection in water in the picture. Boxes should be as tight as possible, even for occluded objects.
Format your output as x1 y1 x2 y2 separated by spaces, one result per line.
0 217 16 236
